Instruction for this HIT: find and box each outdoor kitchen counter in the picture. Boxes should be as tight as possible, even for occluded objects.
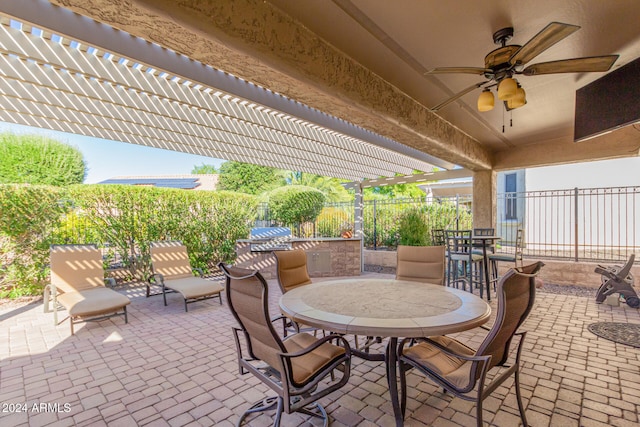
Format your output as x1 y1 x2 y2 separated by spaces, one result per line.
234 238 362 279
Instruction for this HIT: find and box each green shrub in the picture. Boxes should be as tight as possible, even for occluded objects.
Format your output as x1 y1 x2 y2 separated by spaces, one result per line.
398 208 430 246
0 133 86 185
266 185 326 228
316 207 351 237
0 184 69 295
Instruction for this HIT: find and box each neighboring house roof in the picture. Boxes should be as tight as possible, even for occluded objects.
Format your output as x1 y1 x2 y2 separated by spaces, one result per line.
99 175 218 190
419 179 473 198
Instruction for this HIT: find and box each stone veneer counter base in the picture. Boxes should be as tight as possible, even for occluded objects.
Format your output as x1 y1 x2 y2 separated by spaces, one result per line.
235 238 361 279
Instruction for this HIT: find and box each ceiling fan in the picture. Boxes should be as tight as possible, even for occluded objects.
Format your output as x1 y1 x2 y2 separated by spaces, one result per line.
427 22 619 112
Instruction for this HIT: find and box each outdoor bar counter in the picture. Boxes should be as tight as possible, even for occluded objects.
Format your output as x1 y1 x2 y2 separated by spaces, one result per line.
235 237 361 279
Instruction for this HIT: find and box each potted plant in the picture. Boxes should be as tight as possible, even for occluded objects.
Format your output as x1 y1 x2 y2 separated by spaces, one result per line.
340 221 354 238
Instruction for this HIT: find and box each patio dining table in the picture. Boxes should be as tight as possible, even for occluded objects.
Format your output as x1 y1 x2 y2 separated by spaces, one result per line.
279 278 491 426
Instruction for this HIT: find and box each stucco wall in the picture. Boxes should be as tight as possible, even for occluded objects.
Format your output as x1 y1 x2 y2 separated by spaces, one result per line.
363 249 639 287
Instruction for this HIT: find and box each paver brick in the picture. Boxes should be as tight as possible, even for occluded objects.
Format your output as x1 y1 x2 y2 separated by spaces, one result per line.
2 276 639 427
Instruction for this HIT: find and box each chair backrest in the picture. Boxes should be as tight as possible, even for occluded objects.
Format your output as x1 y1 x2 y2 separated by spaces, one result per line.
431 229 445 246
473 228 495 236
219 263 286 371
149 241 193 280
515 228 524 260
50 245 105 293
273 249 312 294
445 229 473 255
396 245 446 285
475 261 544 368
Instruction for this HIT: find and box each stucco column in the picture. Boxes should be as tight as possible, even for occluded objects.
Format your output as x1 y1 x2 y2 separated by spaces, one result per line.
472 170 497 229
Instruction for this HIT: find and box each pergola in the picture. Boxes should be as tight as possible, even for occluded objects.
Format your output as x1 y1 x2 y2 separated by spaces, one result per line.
1 0 639 229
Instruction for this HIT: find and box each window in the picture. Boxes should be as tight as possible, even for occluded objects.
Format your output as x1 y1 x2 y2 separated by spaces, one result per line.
505 173 517 220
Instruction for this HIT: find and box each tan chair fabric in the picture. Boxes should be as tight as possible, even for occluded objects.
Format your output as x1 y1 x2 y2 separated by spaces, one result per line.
402 335 475 389
273 249 312 293
149 242 195 280
399 261 544 426
284 332 346 385
219 262 351 423
396 245 446 285
149 241 223 309
57 287 131 317
50 245 107 293
48 245 130 333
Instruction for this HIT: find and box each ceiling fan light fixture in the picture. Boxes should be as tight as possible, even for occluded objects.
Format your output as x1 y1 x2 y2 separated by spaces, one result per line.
498 77 517 100
509 86 527 109
477 89 494 112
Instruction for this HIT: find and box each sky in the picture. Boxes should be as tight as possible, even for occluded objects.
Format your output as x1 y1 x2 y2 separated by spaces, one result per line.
1 121 639 189
0 122 224 184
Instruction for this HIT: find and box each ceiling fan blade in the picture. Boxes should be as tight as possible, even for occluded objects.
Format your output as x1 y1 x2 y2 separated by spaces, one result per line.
425 67 491 76
522 55 619 76
509 22 580 66
431 81 487 112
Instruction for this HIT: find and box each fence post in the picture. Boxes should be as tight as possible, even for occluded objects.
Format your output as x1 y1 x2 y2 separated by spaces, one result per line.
373 199 377 250
574 187 579 262
455 194 460 229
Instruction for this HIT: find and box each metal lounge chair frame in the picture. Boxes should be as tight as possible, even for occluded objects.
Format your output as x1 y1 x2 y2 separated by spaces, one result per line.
45 244 130 334
147 241 223 311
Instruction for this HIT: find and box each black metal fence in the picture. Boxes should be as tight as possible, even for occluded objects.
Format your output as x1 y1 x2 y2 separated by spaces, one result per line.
258 185 639 263
497 186 640 263
257 195 474 249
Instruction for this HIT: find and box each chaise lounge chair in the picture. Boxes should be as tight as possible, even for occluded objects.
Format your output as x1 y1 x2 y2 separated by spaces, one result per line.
147 241 223 311
45 245 131 335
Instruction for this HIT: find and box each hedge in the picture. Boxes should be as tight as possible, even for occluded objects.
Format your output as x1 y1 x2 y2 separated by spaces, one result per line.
0 184 257 296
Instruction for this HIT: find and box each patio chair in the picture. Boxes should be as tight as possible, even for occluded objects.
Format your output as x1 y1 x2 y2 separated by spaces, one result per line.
445 230 485 295
273 249 312 294
489 228 524 284
398 261 544 427
45 245 130 335
147 241 223 311
396 245 446 285
218 263 351 427
431 229 446 246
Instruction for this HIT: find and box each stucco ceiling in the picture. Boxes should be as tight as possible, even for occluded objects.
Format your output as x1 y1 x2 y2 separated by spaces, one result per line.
266 0 640 156
4 0 640 176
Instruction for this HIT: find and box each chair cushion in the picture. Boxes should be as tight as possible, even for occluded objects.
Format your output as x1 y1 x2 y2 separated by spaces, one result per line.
449 253 484 262
284 333 346 386
488 253 517 262
402 336 475 390
57 287 130 317
163 277 224 299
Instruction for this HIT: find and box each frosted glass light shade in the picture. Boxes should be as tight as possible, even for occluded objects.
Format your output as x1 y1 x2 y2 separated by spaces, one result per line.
508 87 527 109
477 89 494 112
498 77 517 100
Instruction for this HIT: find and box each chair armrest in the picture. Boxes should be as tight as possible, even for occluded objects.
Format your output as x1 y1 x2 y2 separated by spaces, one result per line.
104 277 117 289
400 336 490 364
281 333 351 360
193 268 204 277
147 273 164 285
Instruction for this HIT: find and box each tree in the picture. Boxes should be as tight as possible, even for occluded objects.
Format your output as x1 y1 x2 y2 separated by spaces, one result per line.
286 171 351 202
191 163 218 174
217 161 285 195
266 185 326 226
0 133 86 186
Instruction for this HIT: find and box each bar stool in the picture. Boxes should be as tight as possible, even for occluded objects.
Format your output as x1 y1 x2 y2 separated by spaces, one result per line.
445 230 485 296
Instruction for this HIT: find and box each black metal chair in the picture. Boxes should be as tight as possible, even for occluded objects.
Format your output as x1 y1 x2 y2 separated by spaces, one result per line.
445 230 485 296
489 228 524 285
398 261 544 427
218 263 351 427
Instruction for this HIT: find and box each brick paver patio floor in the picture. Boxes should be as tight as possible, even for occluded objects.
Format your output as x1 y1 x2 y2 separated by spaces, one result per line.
1 273 639 426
